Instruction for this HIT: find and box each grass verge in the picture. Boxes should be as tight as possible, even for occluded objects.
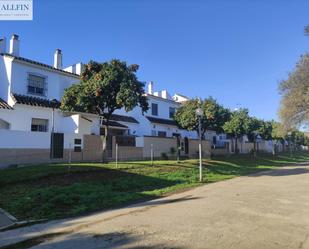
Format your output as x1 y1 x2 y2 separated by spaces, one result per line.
0 152 308 221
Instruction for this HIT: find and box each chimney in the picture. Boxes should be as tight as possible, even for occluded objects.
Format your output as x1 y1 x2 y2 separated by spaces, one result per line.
9 34 19 56
148 81 153 95
75 63 82 75
161 90 168 99
54 49 62 69
0 37 6 54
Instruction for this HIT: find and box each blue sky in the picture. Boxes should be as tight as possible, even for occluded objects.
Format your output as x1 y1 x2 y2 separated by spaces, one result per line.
1 0 309 121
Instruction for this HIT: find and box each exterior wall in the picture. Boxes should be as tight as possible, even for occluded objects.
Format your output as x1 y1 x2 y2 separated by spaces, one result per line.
0 104 60 132
0 56 13 102
142 136 177 158
0 52 199 140
0 149 86 168
113 95 198 139
211 147 230 156
0 106 93 136
137 136 211 159
82 135 104 162
257 140 274 153
10 60 79 101
0 129 83 149
112 146 143 161
188 139 211 158
0 131 103 168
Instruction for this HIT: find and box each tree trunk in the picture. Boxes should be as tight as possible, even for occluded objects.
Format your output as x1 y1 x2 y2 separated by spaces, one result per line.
235 136 239 154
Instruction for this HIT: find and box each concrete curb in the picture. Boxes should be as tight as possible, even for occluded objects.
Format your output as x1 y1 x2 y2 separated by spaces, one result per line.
0 208 17 223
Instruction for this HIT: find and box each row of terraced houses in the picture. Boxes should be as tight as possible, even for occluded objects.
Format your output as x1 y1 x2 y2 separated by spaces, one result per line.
0 35 274 167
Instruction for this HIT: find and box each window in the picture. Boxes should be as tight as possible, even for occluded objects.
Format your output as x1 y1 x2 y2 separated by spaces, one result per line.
74 146 82 152
74 138 82 152
169 107 176 118
158 131 167 137
151 103 158 116
28 74 46 96
31 118 48 132
151 130 157 136
74 139 82 145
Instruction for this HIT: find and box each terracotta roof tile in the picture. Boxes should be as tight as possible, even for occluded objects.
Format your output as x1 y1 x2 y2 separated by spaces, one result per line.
146 116 178 126
0 98 13 110
1 53 80 77
12 93 61 109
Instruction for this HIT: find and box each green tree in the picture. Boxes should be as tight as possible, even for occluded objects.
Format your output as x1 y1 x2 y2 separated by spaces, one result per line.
223 108 251 153
279 54 309 128
174 97 230 138
61 60 149 156
270 121 286 154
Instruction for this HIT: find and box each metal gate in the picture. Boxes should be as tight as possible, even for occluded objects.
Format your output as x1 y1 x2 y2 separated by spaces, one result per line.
50 133 64 158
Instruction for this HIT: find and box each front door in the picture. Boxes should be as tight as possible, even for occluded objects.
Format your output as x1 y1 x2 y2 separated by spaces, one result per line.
50 133 64 158
184 137 189 154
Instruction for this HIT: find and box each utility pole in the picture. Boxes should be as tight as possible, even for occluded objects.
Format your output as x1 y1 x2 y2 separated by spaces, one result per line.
196 99 203 182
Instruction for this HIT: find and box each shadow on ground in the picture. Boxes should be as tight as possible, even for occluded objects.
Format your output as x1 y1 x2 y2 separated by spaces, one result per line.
4 231 186 249
248 167 309 177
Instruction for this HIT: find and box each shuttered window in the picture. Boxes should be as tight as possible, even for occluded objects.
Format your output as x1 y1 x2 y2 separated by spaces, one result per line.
31 118 48 132
151 103 158 116
28 74 46 96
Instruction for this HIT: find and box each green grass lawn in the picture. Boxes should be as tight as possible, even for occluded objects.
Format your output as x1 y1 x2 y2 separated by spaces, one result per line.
0 152 308 221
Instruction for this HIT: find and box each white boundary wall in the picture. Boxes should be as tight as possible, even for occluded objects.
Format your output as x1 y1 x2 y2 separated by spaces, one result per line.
0 130 83 149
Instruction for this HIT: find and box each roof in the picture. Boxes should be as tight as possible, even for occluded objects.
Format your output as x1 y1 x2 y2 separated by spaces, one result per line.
174 93 189 99
109 113 139 124
146 94 181 105
12 93 61 109
101 120 128 129
0 98 13 110
1 53 80 78
146 116 179 126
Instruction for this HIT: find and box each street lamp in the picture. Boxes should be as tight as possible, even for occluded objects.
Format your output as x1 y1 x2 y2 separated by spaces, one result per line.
287 131 292 157
196 101 203 182
253 131 259 160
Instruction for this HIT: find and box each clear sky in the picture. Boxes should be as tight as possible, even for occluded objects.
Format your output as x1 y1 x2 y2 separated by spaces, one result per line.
1 0 309 121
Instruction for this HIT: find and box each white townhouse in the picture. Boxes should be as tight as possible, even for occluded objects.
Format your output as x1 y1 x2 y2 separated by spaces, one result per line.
0 35 200 140
112 81 198 139
0 34 216 165
0 34 91 135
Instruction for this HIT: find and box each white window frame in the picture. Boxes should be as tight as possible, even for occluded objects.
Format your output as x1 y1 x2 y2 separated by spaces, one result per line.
169 107 176 119
31 118 49 132
151 103 158 116
27 72 48 97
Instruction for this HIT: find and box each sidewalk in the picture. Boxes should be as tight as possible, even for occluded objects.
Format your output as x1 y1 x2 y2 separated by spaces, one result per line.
0 208 16 230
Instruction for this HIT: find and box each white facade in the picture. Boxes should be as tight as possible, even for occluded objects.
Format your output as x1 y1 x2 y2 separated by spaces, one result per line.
0 34 201 144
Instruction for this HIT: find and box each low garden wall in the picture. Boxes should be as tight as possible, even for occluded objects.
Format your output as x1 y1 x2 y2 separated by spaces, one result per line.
0 130 104 168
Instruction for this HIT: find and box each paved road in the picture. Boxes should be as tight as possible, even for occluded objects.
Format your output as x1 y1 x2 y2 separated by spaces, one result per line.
1 164 309 249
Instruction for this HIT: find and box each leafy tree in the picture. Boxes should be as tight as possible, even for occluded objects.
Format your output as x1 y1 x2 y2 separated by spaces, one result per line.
271 121 286 141
247 119 273 141
287 130 308 148
279 54 309 128
174 97 230 138
304 136 309 146
270 121 287 154
247 117 262 142
61 60 149 155
223 108 251 153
